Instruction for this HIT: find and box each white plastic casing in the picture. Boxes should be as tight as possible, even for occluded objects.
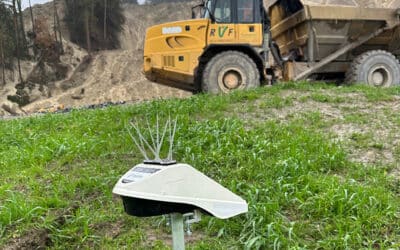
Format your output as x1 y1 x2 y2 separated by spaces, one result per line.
112 163 248 219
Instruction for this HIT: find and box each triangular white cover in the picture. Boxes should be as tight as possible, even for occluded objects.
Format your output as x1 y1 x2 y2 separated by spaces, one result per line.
113 163 248 219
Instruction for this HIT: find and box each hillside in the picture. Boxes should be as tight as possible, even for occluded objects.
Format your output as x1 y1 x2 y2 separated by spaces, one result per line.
1 84 399 249
0 1 194 116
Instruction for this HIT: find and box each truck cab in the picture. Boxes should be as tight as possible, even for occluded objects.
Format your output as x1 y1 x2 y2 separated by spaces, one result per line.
143 0 269 93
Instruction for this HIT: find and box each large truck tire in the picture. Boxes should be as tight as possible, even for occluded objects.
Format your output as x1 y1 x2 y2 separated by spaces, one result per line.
346 50 400 87
202 51 260 94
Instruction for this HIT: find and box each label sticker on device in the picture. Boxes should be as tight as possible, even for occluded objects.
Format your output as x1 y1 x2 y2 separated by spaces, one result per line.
162 27 182 35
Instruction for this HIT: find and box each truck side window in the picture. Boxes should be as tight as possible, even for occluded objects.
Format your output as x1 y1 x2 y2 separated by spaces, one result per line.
213 0 232 23
238 0 254 23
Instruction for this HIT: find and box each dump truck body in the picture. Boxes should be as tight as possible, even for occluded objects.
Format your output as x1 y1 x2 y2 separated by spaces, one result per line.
143 0 400 92
266 0 400 80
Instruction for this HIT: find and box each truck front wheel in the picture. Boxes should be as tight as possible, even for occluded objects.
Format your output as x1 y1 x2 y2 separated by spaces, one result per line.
346 50 400 87
202 51 260 94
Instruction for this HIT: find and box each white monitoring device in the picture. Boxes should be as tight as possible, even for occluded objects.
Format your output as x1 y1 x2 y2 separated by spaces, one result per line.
113 162 248 219
112 116 248 249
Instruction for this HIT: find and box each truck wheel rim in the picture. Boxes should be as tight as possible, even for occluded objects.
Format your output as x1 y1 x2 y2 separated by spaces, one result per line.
368 65 392 87
218 68 244 91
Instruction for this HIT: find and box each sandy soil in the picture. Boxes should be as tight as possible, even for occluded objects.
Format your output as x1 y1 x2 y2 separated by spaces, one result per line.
23 49 191 113
1 2 194 116
0 60 35 116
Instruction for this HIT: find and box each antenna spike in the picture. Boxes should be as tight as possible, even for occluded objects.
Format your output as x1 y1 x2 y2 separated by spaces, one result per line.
168 115 173 161
146 117 157 152
168 117 178 161
127 114 178 165
127 125 149 160
156 119 170 161
130 121 157 157
156 114 160 160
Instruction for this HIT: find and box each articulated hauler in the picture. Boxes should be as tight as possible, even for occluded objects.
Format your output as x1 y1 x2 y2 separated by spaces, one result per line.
143 0 400 93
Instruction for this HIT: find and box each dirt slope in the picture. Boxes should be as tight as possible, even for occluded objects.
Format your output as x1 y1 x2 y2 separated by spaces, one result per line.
24 49 191 112
1 1 195 115
120 2 194 50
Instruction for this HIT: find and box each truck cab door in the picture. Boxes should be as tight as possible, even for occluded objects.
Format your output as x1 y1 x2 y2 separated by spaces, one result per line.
207 0 236 44
236 0 263 45
207 0 263 46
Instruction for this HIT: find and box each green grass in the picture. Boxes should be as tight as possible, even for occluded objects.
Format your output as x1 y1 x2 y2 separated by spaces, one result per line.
1 83 400 249
259 95 294 109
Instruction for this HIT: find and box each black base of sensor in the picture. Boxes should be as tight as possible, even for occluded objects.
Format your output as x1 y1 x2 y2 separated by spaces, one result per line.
121 196 198 217
143 160 177 166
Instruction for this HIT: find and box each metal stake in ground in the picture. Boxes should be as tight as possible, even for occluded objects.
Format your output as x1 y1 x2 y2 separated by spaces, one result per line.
113 114 248 250
171 213 185 250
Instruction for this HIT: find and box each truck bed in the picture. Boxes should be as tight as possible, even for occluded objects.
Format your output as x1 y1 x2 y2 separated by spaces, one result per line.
270 4 400 61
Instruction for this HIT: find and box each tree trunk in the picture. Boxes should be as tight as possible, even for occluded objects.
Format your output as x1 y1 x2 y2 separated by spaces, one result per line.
29 0 38 57
103 0 107 45
53 0 58 43
54 0 63 52
16 0 28 55
0 35 5 85
89 0 94 51
72 0 77 33
29 0 35 32
84 6 91 56
12 0 23 83
90 0 94 44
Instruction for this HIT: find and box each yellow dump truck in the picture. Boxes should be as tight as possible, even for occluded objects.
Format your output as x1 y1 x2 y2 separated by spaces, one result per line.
143 0 400 93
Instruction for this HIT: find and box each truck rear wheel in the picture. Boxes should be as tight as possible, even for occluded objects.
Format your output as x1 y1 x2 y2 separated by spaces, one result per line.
202 51 260 94
346 50 400 87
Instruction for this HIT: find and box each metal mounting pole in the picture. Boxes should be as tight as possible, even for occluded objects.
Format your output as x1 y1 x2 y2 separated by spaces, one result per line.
171 213 185 250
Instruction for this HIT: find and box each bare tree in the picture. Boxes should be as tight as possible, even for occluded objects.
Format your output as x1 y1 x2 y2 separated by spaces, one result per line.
53 0 58 43
53 0 63 52
12 0 23 83
0 33 5 85
16 0 27 54
28 0 38 56
84 2 91 56
29 0 35 32
104 0 107 42
90 0 95 44
65 0 124 50
72 0 77 31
